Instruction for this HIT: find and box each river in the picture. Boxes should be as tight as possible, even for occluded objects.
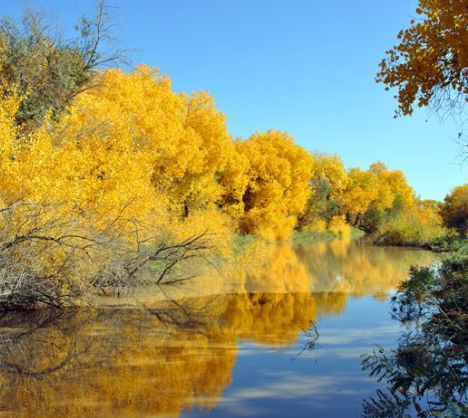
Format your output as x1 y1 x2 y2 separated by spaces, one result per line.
0 238 435 417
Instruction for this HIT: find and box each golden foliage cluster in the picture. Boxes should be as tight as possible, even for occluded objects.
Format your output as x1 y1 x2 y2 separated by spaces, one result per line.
440 184 468 235
1 63 442 248
0 66 316 243
377 0 468 117
0 60 449 305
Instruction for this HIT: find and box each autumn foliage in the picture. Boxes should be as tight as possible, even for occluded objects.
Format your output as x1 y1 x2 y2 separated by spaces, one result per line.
377 0 468 118
0 2 457 308
0 60 449 307
441 185 468 235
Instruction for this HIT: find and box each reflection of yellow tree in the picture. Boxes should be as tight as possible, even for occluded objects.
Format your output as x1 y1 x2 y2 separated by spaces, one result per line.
242 243 313 293
92 317 236 417
313 291 349 317
217 244 318 347
193 242 314 296
0 308 237 418
296 239 435 297
225 292 317 348
0 292 332 416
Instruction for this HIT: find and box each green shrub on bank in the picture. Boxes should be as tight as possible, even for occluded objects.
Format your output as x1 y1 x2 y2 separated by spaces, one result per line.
375 211 449 248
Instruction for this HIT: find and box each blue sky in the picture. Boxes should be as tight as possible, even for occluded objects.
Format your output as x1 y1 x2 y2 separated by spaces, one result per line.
3 0 465 200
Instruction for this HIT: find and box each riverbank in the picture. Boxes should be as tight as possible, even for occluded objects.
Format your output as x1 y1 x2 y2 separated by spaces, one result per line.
374 234 468 253
296 226 468 254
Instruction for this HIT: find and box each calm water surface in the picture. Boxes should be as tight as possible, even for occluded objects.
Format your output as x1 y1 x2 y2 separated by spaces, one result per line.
0 239 435 417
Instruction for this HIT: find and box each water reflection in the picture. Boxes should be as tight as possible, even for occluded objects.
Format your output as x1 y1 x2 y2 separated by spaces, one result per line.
295 238 434 297
0 239 435 417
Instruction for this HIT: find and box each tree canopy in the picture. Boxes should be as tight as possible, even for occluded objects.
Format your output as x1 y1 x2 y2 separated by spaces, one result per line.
377 0 468 118
0 1 122 129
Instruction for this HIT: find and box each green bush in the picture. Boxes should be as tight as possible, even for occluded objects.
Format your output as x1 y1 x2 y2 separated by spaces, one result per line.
375 212 449 248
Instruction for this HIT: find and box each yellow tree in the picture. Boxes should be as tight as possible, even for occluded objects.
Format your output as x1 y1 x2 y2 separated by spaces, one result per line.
382 169 415 210
362 162 415 230
377 0 468 117
341 168 379 226
0 68 235 306
55 65 237 236
0 89 20 205
217 148 250 221
341 163 415 230
235 130 314 240
441 184 468 235
297 153 349 230
373 163 414 206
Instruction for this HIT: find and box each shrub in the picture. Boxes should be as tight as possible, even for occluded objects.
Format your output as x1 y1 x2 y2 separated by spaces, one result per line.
376 208 448 247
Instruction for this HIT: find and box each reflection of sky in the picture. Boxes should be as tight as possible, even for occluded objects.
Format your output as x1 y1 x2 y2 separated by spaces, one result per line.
182 296 400 418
